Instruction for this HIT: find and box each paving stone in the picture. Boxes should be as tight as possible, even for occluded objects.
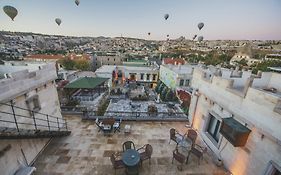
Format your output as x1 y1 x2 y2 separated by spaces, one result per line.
56 156 71 164
33 115 229 175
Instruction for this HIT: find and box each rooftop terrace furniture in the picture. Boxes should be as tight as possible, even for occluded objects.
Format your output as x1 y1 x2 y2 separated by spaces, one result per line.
186 129 197 146
169 128 184 145
124 124 131 134
187 144 207 165
137 144 153 166
172 149 185 171
113 118 122 133
95 118 103 132
110 153 125 175
123 141 135 152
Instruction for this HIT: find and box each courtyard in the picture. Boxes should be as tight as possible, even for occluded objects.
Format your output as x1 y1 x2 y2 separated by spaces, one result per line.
33 115 229 175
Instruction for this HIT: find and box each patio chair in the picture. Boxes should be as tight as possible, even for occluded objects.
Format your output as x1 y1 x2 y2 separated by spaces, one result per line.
122 141 135 151
110 153 125 175
187 144 207 165
113 118 122 133
172 149 185 171
137 144 153 166
169 128 184 145
95 118 103 132
186 129 197 146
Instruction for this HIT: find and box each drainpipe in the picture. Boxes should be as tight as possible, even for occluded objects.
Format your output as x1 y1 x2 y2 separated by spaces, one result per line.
191 89 200 128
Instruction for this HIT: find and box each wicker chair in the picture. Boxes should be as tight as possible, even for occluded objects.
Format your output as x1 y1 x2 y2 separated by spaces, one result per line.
172 149 185 171
186 129 197 146
187 144 207 165
122 141 135 151
169 128 184 144
137 144 153 165
110 153 125 175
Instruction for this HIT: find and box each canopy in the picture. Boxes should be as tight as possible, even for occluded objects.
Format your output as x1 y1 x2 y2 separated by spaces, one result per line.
64 77 108 89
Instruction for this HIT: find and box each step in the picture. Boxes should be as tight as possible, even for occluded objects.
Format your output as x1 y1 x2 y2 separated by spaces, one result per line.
0 127 71 139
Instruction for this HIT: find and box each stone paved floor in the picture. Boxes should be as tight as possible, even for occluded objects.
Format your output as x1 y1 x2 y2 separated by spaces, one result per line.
33 115 229 175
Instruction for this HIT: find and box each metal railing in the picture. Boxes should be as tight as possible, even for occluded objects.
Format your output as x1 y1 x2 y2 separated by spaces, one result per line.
83 110 188 121
0 102 68 132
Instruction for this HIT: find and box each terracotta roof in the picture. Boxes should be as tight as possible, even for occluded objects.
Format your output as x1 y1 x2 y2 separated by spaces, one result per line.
25 54 65 60
163 58 185 65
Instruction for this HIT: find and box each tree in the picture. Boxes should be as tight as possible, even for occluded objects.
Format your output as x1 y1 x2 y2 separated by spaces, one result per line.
155 81 162 93
160 86 168 101
75 59 90 71
59 58 75 70
165 89 176 102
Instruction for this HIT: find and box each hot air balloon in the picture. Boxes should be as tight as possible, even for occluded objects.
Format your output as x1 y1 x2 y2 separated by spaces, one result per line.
198 22 204 30
3 6 18 21
55 18 62 26
198 36 204 42
164 14 169 20
148 32 151 36
192 34 197 40
75 0 80 6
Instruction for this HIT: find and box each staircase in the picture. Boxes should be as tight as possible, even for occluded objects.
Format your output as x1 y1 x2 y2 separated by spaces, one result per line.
0 103 71 139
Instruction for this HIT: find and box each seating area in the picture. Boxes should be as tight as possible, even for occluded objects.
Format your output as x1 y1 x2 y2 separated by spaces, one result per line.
33 115 229 175
95 117 122 135
111 141 153 174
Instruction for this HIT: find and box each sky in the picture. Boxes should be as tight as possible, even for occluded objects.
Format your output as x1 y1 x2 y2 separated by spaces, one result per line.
1 0 281 40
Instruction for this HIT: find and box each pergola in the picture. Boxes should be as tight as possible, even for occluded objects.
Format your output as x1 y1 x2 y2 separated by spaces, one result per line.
64 77 109 100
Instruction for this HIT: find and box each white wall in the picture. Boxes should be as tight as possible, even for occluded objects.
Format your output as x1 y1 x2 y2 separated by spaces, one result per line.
0 63 63 175
189 68 281 175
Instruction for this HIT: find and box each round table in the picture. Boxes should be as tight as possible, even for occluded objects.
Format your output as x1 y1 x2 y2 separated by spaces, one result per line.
122 149 140 175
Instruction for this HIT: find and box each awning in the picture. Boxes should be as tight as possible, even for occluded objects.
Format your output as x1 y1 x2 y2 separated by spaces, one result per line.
64 77 109 89
220 117 251 147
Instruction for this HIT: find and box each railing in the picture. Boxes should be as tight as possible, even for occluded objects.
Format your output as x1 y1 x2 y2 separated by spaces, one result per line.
83 110 188 121
0 102 68 132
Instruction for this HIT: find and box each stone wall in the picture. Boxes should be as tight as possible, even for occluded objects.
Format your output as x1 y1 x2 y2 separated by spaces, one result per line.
189 68 281 175
0 63 63 175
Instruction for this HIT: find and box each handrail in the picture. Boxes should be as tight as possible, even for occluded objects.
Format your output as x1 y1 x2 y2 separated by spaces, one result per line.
0 111 63 124
0 102 68 132
0 102 63 121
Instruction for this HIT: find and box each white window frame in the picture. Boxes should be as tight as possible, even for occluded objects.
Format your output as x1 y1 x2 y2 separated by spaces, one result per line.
264 161 281 175
203 111 223 148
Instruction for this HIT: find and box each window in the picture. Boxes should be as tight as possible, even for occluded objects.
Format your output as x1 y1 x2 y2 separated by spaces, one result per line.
185 80 190 86
107 58 109 61
26 95 41 112
146 74 150 80
264 161 281 175
140 73 144 80
179 79 184 86
152 74 157 81
206 114 221 143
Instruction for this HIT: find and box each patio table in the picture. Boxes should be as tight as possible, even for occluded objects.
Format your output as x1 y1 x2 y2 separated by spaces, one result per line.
122 149 140 175
176 137 192 164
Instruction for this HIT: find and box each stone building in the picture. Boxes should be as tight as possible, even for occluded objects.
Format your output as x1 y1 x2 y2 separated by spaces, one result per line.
0 62 69 175
188 67 281 175
159 64 194 90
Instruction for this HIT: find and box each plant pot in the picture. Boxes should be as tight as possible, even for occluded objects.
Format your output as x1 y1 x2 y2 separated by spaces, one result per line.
216 159 223 167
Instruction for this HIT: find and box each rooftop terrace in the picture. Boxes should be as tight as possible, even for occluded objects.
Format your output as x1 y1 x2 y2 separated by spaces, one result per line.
33 115 229 175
